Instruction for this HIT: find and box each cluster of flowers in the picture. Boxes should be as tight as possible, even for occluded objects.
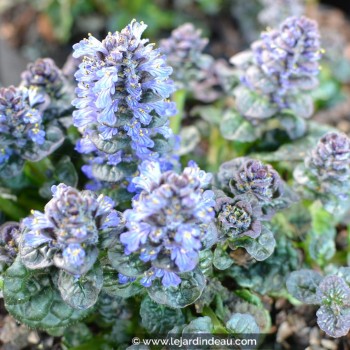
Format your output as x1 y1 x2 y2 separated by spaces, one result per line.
294 131 350 212
231 16 322 126
72 20 177 188
21 183 123 275
160 23 232 102
121 160 216 287
214 157 290 263
0 58 68 178
0 86 46 168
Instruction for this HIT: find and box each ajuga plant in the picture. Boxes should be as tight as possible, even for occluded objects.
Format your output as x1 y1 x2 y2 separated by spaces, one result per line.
72 20 177 190
0 85 64 178
294 131 350 213
225 16 322 142
2 12 350 350
213 157 296 269
118 160 216 288
160 23 230 103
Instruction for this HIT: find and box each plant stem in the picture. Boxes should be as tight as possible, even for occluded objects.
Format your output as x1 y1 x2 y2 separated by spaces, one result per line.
202 306 228 334
170 89 186 135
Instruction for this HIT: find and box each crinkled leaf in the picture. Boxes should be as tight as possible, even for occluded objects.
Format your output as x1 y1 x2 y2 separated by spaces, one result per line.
201 222 218 249
279 111 307 140
90 132 129 154
0 172 31 189
220 110 257 142
237 226 275 261
23 124 65 162
152 135 174 153
147 269 206 308
285 93 314 119
102 264 143 298
230 236 301 295
58 263 103 310
92 162 137 183
140 296 185 333
4 257 90 329
20 241 56 270
308 203 336 264
309 231 336 264
55 156 78 187
232 301 271 334
316 304 350 338
190 106 222 125
182 316 213 334
198 249 213 276
0 158 25 178
213 245 233 270
244 66 276 94
62 322 93 349
178 126 200 156
336 267 350 287
108 244 149 277
226 313 260 334
234 86 277 121
286 269 322 304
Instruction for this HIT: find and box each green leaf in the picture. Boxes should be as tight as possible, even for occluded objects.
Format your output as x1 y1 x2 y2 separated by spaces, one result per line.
198 249 213 276
234 86 277 120
92 162 137 183
23 124 65 162
226 313 260 334
108 244 149 277
237 226 276 261
279 111 307 140
62 323 93 349
147 269 206 308
20 242 56 270
286 269 322 304
152 135 174 153
182 316 213 333
178 126 201 156
90 132 129 154
58 264 103 310
55 156 78 187
4 258 90 329
285 93 314 119
140 295 185 333
308 202 336 264
102 264 143 298
213 244 233 270
191 106 222 126
220 110 257 142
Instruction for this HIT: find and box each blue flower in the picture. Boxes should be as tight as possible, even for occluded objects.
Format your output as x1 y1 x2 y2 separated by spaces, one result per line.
252 16 321 109
121 160 217 288
21 58 65 97
0 86 47 175
72 19 176 183
63 243 86 268
21 183 124 275
118 273 136 284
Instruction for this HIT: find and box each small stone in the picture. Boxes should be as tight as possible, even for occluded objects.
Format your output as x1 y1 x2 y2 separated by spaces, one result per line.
320 339 338 350
276 321 293 343
28 331 40 344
